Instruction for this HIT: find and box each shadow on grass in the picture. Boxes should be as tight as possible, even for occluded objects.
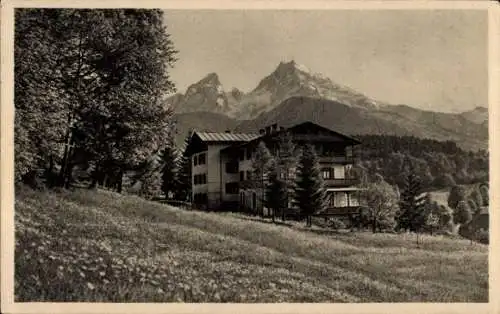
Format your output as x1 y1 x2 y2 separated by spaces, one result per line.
233 215 295 228
227 213 354 238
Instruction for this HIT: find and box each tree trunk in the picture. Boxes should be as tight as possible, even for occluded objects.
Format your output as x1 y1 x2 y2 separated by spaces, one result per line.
45 155 55 186
117 170 123 193
372 219 377 233
64 163 74 189
89 164 102 189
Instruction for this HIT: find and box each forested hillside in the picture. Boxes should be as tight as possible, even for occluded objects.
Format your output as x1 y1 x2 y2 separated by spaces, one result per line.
354 135 489 191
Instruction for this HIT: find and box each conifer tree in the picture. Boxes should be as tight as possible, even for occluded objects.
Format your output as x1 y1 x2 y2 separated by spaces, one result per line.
276 132 298 220
448 184 467 210
480 184 489 206
252 141 272 216
160 142 178 199
174 135 192 202
454 200 472 225
265 160 287 222
398 161 426 232
294 145 327 227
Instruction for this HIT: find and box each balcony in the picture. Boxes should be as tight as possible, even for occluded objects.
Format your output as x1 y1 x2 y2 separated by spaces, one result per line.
318 155 354 164
323 177 359 187
315 206 361 216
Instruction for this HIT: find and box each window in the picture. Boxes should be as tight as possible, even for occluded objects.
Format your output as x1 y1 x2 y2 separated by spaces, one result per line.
225 182 239 194
193 173 207 185
334 192 348 207
321 168 331 179
198 153 206 165
246 147 252 160
246 171 252 181
348 193 359 206
239 149 245 161
193 155 198 166
240 171 245 181
333 166 345 179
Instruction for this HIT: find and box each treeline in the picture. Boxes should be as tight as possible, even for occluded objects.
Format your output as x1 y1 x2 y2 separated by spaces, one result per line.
15 9 178 191
353 134 489 190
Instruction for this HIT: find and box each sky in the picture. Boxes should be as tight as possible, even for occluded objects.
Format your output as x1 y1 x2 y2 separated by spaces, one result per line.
164 10 487 113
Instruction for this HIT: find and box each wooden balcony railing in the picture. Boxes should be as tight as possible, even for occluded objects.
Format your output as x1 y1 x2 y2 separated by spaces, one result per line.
314 206 361 216
323 178 360 187
318 156 355 164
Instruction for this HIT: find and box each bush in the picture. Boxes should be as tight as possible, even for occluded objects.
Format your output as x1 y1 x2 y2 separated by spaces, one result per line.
327 218 346 231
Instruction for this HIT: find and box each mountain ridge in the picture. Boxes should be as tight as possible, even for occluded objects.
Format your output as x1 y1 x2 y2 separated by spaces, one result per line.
169 61 488 151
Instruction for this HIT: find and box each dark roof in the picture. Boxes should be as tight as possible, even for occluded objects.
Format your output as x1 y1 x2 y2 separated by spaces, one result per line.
195 131 260 143
290 121 361 144
220 121 361 153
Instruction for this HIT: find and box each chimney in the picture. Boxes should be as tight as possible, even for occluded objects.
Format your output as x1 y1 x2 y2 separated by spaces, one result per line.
272 123 278 133
259 128 265 135
225 130 231 133
265 126 272 135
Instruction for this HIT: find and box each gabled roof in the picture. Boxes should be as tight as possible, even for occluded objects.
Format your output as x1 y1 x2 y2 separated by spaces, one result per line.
195 131 260 143
289 121 361 145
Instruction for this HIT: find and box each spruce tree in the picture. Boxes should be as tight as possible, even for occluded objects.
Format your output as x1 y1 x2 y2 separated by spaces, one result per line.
454 200 472 225
276 132 298 220
398 161 426 232
252 141 272 216
448 184 467 210
174 136 192 202
265 160 287 222
294 145 327 227
479 184 489 206
160 143 178 199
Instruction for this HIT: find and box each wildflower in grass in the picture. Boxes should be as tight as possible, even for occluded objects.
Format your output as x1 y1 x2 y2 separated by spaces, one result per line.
87 282 95 290
99 271 106 277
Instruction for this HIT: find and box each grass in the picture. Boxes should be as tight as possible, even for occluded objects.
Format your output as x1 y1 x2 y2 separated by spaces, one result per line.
15 187 488 302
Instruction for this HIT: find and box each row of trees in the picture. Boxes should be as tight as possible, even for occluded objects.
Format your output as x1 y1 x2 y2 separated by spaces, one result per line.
15 9 178 191
249 135 327 226
355 135 489 191
249 134 488 234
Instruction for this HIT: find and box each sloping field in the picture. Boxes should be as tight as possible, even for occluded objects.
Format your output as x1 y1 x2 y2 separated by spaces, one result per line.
15 187 488 302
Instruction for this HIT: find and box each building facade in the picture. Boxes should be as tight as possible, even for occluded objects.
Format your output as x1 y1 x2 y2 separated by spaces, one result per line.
184 121 362 216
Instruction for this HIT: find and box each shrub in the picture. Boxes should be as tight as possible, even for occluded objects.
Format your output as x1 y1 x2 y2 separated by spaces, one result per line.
327 218 346 231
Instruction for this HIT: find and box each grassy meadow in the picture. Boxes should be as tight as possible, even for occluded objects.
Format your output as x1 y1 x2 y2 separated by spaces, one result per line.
15 187 488 302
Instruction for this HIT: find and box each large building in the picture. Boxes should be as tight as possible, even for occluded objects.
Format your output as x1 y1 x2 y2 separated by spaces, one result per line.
184 121 362 216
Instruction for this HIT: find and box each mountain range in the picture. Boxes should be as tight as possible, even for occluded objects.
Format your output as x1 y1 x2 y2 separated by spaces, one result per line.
169 60 488 151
